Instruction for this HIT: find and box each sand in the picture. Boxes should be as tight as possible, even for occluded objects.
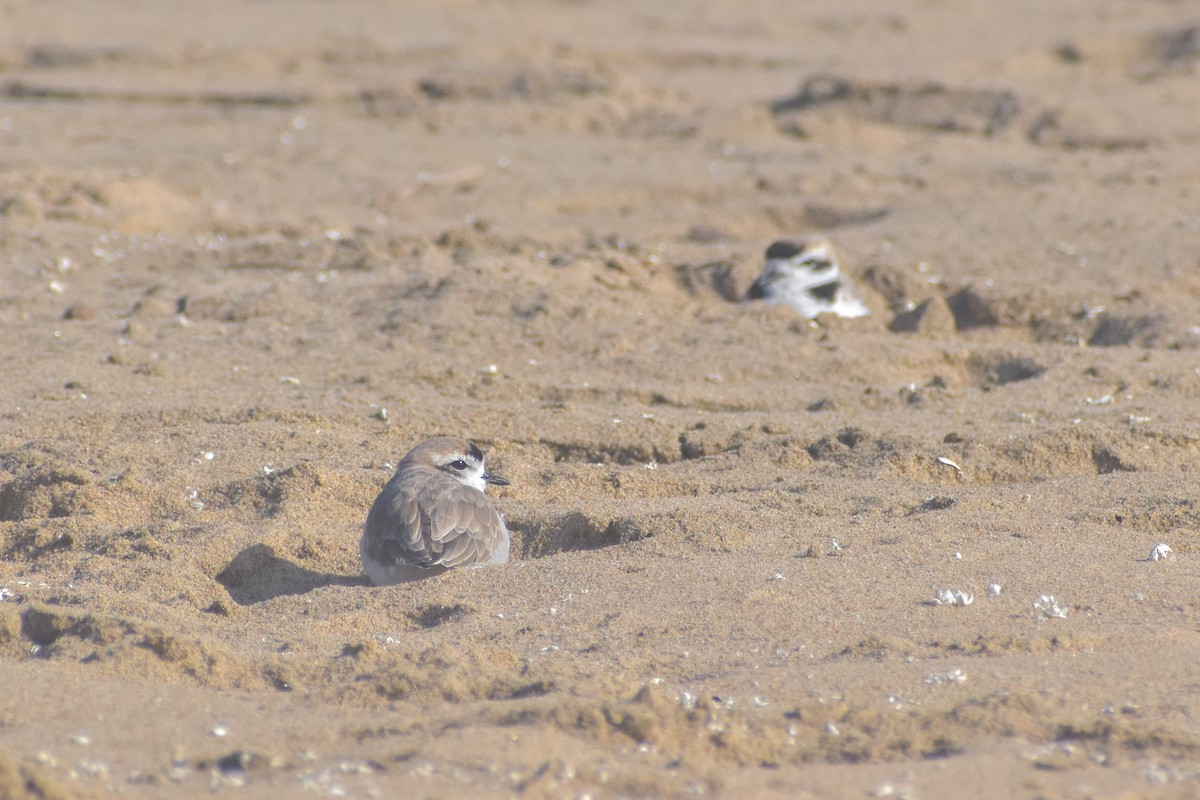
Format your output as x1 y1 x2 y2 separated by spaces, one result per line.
2 0 1200 797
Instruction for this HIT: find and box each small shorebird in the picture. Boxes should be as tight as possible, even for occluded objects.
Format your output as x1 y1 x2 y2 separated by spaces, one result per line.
361 437 510 585
745 235 869 319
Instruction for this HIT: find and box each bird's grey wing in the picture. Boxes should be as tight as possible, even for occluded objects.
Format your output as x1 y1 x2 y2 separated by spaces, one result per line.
363 483 440 568
425 484 509 567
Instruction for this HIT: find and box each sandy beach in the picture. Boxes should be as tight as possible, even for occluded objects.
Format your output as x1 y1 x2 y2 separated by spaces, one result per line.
2 1 1200 796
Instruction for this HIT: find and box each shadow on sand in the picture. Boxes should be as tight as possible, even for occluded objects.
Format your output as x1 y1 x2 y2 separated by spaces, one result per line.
216 543 368 605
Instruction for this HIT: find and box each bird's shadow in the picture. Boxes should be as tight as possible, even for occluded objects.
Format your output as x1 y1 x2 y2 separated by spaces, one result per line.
216 543 368 606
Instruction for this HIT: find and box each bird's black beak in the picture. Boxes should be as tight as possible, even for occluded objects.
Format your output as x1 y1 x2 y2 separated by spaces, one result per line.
483 470 509 487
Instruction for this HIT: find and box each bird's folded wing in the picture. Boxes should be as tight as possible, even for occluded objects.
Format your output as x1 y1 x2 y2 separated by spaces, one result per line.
364 483 439 568
366 481 505 569
427 484 505 567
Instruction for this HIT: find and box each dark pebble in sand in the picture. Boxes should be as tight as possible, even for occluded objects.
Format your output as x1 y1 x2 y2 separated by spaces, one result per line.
63 303 95 320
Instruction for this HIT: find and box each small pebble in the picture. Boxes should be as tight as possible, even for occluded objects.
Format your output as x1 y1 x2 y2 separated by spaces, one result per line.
63 304 95 320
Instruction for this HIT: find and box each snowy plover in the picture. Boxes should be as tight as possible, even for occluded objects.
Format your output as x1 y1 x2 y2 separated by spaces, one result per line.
361 437 510 585
745 235 869 319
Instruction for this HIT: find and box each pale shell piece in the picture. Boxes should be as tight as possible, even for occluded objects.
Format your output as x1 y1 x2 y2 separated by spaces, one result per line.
1149 543 1174 562
1034 594 1069 619
935 588 974 606
924 667 967 685
871 782 913 799
987 582 1002 597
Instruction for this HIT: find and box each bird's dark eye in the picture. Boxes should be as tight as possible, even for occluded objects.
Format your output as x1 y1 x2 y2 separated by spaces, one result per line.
449 459 468 470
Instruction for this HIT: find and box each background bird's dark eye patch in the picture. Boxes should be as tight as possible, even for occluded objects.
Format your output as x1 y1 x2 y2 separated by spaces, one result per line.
764 241 804 260
805 257 835 272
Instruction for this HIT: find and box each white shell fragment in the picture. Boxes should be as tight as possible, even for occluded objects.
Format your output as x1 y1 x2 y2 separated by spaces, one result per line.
1034 594 1069 620
924 668 967 685
987 582 1002 597
185 487 204 510
936 456 962 473
1149 543 1174 562
871 781 914 799
935 588 974 606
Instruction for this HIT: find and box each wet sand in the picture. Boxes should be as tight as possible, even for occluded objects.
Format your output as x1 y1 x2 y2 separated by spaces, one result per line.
2 1 1200 797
